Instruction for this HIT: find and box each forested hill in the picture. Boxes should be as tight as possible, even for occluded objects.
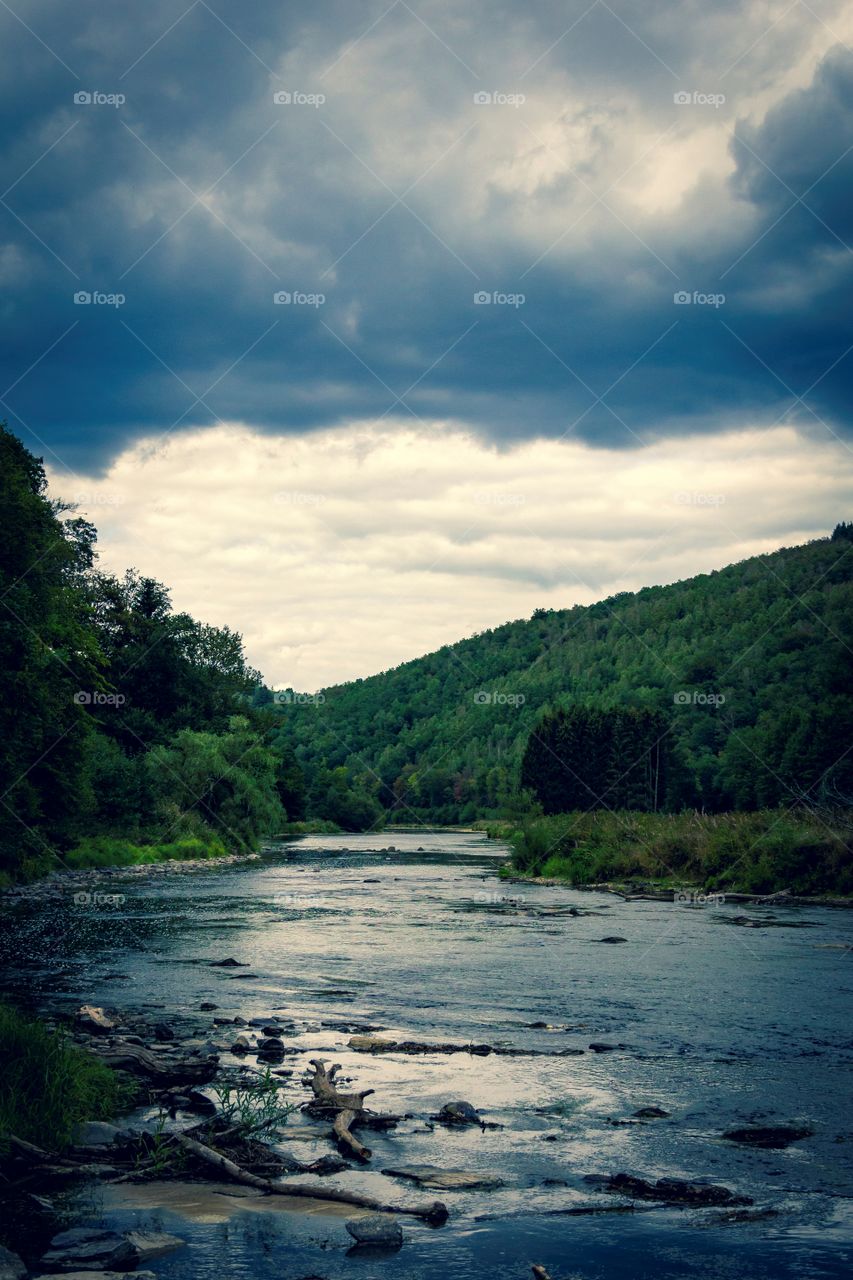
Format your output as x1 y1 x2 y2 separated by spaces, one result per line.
277 529 853 823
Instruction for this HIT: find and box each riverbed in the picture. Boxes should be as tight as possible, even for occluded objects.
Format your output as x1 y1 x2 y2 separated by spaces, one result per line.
1 830 852 1278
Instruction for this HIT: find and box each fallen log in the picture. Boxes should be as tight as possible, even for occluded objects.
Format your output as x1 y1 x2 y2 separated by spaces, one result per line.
93 1041 218 1086
333 1109 371 1163
169 1132 447 1223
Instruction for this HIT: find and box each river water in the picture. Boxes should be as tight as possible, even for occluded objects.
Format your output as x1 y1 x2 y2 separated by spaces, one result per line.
1 831 852 1279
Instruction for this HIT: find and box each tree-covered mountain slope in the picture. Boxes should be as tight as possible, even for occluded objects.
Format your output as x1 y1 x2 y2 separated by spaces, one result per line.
274 528 853 822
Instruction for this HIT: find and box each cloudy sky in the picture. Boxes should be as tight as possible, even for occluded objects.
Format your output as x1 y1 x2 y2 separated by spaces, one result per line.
2 1 852 687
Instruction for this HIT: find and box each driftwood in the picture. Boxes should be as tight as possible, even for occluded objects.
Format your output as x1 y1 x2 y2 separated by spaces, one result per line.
93 1041 218 1086
169 1131 447 1223
308 1060 375 1163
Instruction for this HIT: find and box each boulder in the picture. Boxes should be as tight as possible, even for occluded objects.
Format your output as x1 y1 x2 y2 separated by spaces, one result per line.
71 1121 130 1148
124 1231 185 1261
40 1227 139 1271
152 1022 175 1041
722 1125 812 1149
633 1106 670 1119
0 1245 26 1280
591 1173 751 1207
209 958 246 967
436 1100 482 1127
383 1165 504 1190
345 1215 403 1247
598 936 628 944
231 1036 251 1053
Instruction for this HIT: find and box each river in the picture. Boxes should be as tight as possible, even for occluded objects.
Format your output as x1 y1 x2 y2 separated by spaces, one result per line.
1 830 852 1279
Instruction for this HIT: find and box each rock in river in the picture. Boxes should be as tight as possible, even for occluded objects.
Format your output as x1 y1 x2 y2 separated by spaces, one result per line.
589 1173 751 1206
345 1215 404 1247
722 1125 813 1148
0 1245 26 1280
383 1164 504 1190
40 1227 140 1271
435 1100 482 1126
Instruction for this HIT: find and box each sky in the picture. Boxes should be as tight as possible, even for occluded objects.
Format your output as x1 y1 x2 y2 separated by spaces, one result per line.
2 1 852 688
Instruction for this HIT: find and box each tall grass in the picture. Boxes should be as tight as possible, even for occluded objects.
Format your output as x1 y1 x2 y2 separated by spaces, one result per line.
0 1003 128 1151
64 834 228 870
505 809 853 894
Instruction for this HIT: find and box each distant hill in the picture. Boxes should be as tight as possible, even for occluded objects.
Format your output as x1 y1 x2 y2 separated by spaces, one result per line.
273 527 853 823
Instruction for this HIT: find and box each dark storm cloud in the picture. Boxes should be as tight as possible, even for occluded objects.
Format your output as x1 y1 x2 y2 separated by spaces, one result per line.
0 0 851 469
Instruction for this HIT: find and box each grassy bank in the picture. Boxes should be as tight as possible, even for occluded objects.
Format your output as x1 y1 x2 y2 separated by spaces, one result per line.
495 809 853 895
63 834 230 870
0 1004 127 1152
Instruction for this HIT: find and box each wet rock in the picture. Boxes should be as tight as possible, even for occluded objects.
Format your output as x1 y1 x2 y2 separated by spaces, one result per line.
257 1037 285 1058
590 1173 751 1206
633 1106 670 1119
124 1231 185 1260
71 1121 130 1148
231 1036 251 1053
37 1274 156 1280
597 936 628 944
233 1016 247 1025
435 1100 482 1127
722 1125 813 1149
345 1215 403 1247
40 1227 140 1271
383 1165 504 1190
209 957 246 967
589 1043 626 1053
153 1022 175 1041
0 1244 26 1280
199 1002 217 1011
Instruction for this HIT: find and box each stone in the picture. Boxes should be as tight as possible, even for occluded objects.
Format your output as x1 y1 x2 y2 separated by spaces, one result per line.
209 957 246 967
124 1231 185 1260
200 1002 217 1010
153 1022 175 1041
633 1106 670 1119
71 1121 129 1147
382 1165 504 1190
345 1214 403 1247
40 1227 139 1271
436 1100 482 1126
591 1173 751 1207
0 1244 26 1280
231 1036 251 1053
722 1125 813 1148
598 936 628 944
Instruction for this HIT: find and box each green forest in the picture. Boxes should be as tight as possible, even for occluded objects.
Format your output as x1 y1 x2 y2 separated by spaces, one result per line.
2 420 852 885
276 522 853 824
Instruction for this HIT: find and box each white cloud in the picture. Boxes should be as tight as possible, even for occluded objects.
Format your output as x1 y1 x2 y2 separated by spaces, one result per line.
49 421 853 690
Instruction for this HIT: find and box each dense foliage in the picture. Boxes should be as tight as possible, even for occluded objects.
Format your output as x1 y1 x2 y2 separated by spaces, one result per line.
521 706 668 813
0 1002 126 1151
275 527 853 823
502 809 853 896
0 425 294 880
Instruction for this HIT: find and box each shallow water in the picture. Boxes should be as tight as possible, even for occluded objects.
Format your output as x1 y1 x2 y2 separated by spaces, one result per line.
2 831 852 1278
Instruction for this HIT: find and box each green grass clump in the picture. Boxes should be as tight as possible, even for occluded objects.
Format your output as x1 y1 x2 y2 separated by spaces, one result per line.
507 809 852 895
64 834 228 869
0 1003 128 1152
